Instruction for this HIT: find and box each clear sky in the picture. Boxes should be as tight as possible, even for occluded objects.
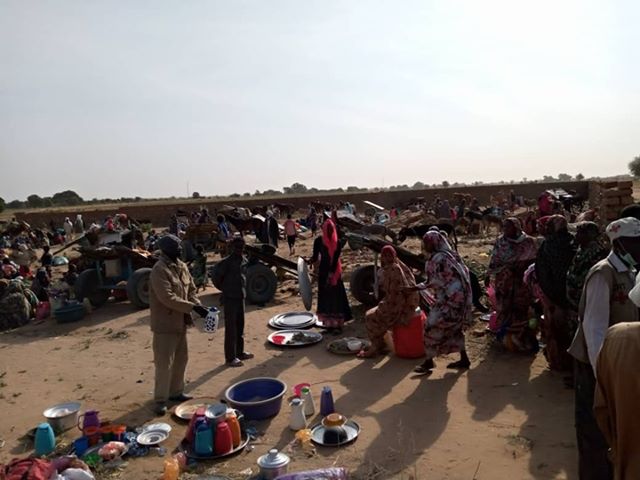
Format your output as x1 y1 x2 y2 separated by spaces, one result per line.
1 0 639 201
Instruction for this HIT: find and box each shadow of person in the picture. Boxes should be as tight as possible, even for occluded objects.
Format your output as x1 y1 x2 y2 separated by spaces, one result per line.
352 371 462 478
466 349 576 479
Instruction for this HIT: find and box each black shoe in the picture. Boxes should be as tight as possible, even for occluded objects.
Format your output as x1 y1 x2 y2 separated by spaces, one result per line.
169 393 193 402
153 403 167 416
239 352 254 360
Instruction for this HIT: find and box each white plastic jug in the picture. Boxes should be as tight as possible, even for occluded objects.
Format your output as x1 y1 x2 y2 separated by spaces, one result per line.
202 307 220 333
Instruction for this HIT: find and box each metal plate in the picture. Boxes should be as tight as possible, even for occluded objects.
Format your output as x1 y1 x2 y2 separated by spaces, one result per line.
297 257 313 311
136 429 168 446
268 312 317 330
142 422 171 434
173 397 220 421
268 330 323 347
310 420 361 447
180 435 249 460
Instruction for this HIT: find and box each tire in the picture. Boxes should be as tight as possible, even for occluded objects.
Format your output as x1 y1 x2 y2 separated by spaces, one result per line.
246 263 277 305
181 240 195 263
127 268 152 309
75 268 110 308
350 265 378 306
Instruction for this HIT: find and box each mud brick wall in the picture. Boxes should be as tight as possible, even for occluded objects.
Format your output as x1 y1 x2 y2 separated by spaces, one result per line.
15 181 590 228
594 180 634 224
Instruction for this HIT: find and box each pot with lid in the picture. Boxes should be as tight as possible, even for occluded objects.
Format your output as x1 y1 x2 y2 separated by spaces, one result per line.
257 448 290 479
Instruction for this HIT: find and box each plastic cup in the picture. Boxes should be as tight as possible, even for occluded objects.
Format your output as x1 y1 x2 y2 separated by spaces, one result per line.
73 436 89 456
112 425 127 441
100 425 113 442
83 426 100 446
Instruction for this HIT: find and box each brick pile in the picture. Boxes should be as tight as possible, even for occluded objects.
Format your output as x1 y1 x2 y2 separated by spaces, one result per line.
596 180 634 224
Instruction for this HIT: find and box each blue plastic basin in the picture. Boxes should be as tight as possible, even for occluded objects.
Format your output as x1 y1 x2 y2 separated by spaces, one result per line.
224 377 287 420
54 304 85 324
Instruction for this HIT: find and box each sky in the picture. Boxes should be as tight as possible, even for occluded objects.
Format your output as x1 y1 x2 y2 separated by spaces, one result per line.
1 0 639 202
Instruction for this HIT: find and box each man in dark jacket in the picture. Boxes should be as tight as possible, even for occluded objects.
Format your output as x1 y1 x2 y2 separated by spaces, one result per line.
212 237 254 367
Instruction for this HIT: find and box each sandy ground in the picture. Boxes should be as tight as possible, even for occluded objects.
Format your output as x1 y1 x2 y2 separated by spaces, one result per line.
0 235 577 480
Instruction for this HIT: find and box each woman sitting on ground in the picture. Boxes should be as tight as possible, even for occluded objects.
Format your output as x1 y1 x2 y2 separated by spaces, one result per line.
358 246 419 358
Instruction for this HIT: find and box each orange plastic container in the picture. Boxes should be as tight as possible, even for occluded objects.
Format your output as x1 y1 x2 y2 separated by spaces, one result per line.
392 310 426 358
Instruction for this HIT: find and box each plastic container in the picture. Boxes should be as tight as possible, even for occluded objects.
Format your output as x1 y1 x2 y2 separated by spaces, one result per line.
320 387 335 417
112 425 127 441
194 423 213 456
289 398 307 431
162 457 180 480
83 426 100 446
301 387 315 417
214 421 233 455
54 303 86 323
35 423 56 456
224 377 287 420
392 309 426 358
100 424 112 442
258 448 290 479
226 411 241 448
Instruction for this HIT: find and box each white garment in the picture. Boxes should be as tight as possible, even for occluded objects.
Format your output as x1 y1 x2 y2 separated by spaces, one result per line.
584 252 635 372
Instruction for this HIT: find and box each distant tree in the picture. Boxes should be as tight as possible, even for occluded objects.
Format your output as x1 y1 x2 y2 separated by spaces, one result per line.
7 200 25 209
412 181 425 189
134 196 142 202
254 190 261 196
522 177 528 183
283 183 309 195
42 197 53 207
557 173 572 182
26 194 44 208
575 173 585 181
229 193 241 198
441 181 450 188
242 192 251 197
192 192 201 199
542 175 555 182
346 186 361 192
52 190 83 206
0 197 4 213
629 156 640 177
308 188 319 194
262 189 282 196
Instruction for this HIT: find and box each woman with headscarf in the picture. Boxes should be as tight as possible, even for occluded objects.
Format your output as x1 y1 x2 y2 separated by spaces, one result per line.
405 230 473 374
535 215 576 371
487 218 538 352
358 246 420 358
566 222 608 313
30 268 50 302
310 219 352 332
0 279 33 331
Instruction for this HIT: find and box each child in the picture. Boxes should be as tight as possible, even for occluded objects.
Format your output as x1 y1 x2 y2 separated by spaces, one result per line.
192 244 208 292
40 245 53 275
283 214 298 255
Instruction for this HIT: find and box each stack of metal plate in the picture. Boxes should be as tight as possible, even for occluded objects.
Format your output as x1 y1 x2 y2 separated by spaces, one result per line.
268 312 317 330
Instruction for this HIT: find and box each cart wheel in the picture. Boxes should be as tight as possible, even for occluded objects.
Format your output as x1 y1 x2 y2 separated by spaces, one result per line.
246 264 277 305
127 268 152 309
75 268 110 308
350 265 378 306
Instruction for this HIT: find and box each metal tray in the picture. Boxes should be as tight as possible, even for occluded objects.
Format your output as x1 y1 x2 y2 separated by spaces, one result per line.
268 330 323 347
173 397 220 421
268 312 317 330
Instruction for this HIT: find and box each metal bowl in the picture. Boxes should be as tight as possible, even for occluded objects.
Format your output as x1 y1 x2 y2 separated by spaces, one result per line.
43 402 81 433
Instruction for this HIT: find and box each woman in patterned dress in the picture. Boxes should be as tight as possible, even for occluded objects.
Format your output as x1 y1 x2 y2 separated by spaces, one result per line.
358 245 420 358
405 230 473 374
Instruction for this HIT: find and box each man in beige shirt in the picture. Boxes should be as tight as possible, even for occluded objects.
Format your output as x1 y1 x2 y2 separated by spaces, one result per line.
149 234 208 415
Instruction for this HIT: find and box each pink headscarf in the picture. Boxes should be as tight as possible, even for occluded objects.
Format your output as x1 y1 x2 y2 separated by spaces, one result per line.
322 219 342 286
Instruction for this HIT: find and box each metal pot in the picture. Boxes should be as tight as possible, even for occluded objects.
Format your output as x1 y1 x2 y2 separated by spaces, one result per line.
43 402 81 434
257 448 290 480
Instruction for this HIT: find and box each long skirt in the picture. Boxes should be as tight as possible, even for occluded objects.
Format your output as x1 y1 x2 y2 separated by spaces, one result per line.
424 306 465 358
317 280 352 328
540 302 574 371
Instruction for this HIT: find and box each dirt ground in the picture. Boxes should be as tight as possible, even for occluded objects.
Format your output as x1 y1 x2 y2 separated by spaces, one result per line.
0 234 577 480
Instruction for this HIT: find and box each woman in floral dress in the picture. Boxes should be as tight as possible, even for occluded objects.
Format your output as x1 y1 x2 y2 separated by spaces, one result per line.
406 230 473 374
359 245 419 358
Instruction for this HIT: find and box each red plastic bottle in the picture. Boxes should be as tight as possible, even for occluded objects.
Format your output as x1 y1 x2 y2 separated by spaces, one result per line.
214 421 233 455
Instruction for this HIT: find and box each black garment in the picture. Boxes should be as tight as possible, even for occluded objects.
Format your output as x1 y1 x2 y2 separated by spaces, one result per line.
266 217 279 248
212 254 247 300
41 253 52 267
574 360 613 480
311 236 352 321
224 298 245 362
535 231 576 307
287 235 296 249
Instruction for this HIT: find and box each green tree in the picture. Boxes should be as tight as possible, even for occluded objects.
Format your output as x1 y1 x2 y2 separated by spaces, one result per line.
575 173 585 181
192 192 200 199
283 183 308 195
7 200 24 209
557 173 572 181
26 194 44 208
441 180 450 188
412 181 425 189
52 190 83 206
629 156 640 177
0 197 4 213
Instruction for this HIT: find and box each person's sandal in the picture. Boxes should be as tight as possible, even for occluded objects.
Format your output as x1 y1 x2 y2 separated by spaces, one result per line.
226 358 244 367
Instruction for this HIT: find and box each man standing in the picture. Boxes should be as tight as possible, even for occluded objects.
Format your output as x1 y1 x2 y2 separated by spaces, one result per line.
595 320 640 480
212 237 253 367
568 217 640 479
149 234 208 415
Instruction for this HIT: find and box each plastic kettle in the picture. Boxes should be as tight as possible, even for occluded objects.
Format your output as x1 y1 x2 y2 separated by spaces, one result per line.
77 410 100 432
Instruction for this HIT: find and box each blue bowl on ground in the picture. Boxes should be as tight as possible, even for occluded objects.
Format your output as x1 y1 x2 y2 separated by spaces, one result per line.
54 303 85 323
224 377 287 420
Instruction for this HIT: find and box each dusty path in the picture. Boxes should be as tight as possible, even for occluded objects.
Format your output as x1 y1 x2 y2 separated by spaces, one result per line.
0 236 577 479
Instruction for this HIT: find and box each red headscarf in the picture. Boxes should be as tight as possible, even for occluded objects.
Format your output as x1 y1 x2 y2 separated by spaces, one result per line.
322 219 342 285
